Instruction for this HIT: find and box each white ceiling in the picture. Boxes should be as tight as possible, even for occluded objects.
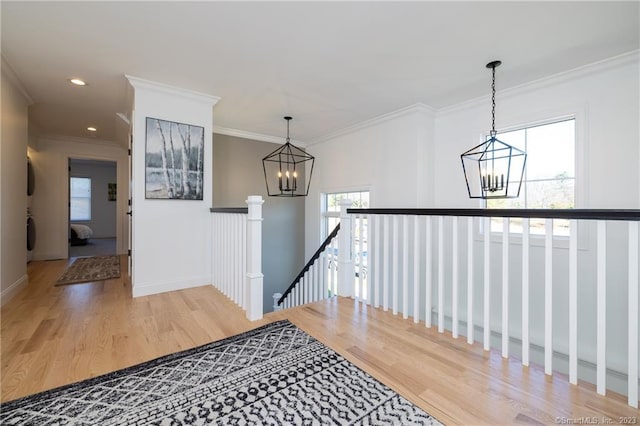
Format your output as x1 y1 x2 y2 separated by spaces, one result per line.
2 1 638 145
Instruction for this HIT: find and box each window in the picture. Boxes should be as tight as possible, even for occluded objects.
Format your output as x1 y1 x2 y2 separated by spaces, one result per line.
321 191 370 239
487 118 575 235
321 190 370 296
70 177 91 221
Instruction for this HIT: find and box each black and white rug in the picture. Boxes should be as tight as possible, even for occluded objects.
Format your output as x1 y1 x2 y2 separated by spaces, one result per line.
0 320 441 425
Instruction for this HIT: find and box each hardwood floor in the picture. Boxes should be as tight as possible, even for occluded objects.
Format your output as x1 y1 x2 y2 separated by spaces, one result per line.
2 256 638 424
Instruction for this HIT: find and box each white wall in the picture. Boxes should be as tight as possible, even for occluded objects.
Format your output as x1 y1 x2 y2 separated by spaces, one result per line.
69 160 117 238
28 136 128 260
305 104 435 256
127 77 219 297
1 60 30 302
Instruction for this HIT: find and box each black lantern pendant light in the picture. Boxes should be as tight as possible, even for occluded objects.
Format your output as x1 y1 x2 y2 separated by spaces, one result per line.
262 116 315 197
461 61 526 199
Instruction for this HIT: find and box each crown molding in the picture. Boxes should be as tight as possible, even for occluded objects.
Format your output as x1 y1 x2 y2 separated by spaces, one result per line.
213 125 304 147
39 133 126 149
1 54 34 105
125 75 220 106
437 49 639 118
307 103 436 147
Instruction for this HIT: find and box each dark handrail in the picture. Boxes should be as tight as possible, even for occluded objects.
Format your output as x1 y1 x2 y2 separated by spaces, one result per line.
347 208 640 221
210 207 249 214
278 223 341 306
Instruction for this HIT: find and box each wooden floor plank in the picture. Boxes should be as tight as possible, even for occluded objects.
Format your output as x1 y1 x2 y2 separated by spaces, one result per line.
1 256 638 425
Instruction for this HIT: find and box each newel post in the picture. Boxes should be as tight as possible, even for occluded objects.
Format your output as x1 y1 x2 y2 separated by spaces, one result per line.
246 195 264 320
338 199 354 298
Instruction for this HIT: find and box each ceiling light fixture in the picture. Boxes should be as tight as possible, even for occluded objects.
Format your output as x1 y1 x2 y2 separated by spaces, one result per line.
87 126 97 132
460 60 527 199
262 116 315 197
69 78 87 86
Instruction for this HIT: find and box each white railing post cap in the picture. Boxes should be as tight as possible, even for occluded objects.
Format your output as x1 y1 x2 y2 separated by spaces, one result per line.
246 195 264 205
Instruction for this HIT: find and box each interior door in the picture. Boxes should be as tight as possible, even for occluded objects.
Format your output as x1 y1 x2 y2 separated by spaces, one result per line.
127 130 133 278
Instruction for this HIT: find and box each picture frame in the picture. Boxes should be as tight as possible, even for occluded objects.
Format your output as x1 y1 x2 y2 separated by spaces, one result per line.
145 117 205 200
108 183 117 201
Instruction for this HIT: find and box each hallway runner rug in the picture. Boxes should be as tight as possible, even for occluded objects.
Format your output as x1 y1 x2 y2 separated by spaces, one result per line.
0 320 441 425
55 255 120 286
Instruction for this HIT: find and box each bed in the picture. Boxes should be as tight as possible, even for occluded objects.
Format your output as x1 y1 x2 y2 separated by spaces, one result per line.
70 224 93 246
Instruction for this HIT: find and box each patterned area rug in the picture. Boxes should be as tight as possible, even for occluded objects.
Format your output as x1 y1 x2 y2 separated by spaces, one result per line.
55 255 120 286
0 320 441 425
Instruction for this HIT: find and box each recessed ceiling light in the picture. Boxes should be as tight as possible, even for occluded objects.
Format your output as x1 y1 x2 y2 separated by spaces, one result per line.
69 78 87 86
87 126 97 132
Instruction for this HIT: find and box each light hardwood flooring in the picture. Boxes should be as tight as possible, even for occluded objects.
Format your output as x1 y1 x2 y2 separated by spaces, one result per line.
2 256 638 424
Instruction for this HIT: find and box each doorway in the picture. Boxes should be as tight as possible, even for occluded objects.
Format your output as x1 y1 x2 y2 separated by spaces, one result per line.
68 159 118 258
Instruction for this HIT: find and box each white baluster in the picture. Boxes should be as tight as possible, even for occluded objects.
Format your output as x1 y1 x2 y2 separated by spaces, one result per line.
383 215 390 311
329 237 336 296
315 259 321 302
569 219 577 383
628 221 638 408
318 254 324 302
393 215 399 315
233 214 239 305
374 215 381 308
212 215 217 290
242 214 247 309
484 216 491 351
438 216 444 333
452 216 459 338
413 215 420 324
467 216 474 344
306 270 311 304
358 214 364 301
596 220 606 395
402 216 409 320
502 217 509 358
238 214 243 306
545 219 553 375
522 218 530 366
365 214 371 304
223 214 229 297
309 265 315 303
425 215 432 328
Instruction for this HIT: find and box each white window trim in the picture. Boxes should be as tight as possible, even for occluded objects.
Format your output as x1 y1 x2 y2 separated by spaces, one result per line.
320 187 371 241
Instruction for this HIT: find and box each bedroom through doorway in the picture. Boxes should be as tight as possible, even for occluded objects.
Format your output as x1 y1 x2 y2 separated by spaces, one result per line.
68 159 118 258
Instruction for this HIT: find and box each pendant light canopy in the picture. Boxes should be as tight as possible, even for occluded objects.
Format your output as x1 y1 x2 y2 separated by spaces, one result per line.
461 61 527 199
262 116 315 197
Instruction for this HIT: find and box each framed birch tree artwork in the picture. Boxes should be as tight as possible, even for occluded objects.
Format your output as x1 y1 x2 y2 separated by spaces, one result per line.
145 117 205 200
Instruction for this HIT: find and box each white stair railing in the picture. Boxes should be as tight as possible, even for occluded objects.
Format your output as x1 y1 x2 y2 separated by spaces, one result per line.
210 195 263 320
345 207 639 408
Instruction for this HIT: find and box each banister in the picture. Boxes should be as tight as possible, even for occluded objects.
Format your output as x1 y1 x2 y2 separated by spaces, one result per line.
347 208 640 221
210 207 249 214
278 223 341 306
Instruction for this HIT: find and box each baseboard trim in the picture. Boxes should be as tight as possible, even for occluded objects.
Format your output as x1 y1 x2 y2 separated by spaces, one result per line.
33 251 67 261
1 274 28 306
430 310 637 397
132 276 210 298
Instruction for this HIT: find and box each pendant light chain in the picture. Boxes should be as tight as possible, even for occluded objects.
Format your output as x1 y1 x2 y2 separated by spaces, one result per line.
491 65 496 136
